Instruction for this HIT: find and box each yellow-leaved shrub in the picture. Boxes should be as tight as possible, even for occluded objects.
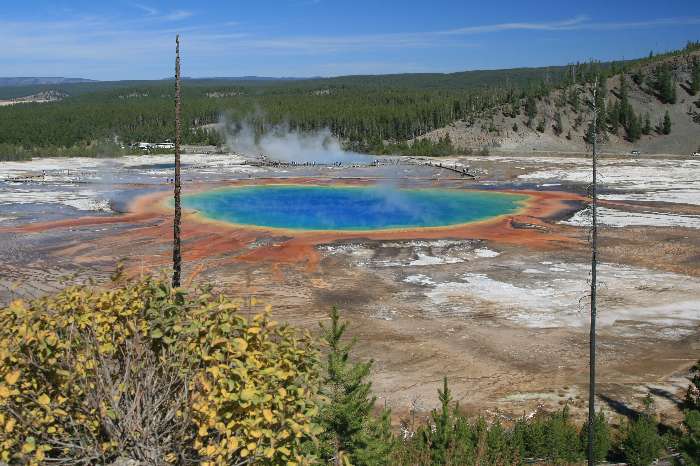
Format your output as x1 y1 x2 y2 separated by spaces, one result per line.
0 276 321 465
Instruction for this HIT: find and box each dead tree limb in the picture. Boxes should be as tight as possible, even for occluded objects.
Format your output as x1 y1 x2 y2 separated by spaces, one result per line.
172 34 182 288
588 77 599 466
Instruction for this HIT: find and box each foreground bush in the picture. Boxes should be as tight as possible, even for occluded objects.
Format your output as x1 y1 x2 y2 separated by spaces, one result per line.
0 276 320 465
0 273 681 465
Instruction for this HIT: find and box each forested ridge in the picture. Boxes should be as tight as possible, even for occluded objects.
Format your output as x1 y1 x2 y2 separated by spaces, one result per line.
0 77 553 152
0 41 698 160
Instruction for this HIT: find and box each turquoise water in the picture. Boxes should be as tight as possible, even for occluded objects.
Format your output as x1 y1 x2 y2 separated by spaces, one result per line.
183 185 527 231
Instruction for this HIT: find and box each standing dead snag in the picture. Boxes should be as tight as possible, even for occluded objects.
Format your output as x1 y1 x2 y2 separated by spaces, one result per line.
588 77 599 466
172 34 182 288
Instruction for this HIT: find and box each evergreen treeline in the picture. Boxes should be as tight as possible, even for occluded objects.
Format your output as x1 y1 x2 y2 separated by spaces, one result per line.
0 41 697 161
0 80 539 159
0 62 580 158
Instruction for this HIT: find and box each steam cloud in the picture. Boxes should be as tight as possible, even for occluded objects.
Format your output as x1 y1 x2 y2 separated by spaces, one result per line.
218 117 427 221
221 121 371 164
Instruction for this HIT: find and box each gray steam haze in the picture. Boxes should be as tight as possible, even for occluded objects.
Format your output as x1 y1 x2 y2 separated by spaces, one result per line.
217 117 430 221
221 121 371 164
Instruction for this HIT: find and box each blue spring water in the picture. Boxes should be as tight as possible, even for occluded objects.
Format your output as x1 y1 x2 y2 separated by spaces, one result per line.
182 184 528 231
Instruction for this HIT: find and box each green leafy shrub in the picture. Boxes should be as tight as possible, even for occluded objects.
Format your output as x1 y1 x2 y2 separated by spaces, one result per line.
0 277 321 465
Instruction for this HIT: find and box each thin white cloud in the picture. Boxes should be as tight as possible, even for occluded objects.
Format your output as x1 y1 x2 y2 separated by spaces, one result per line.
1 11 699 79
131 3 193 22
163 10 194 21
441 14 700 35
132 3 158 16
441 15 591 35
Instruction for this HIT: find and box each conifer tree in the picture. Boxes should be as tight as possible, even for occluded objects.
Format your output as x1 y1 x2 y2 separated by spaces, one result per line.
317 307 392 466
619 74 631 128
642 112 652 135
680 362 700 465
622 414 662 466
681 410 700 466
609 100 621 134
627 109 642 142
417 377 478 464
546 406 581 463
486 421 513 464
656 65 677 104
526 95 537 127
691 59 700 96
580 412 611 462
428 377 454 464
351 410 394 466
662 110 672 135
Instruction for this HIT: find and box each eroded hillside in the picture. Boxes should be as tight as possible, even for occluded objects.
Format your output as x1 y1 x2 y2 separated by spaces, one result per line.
419 47 700 155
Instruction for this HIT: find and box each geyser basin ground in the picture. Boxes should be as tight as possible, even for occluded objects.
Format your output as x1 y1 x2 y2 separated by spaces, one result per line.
1 154 697 427
182 184 529 231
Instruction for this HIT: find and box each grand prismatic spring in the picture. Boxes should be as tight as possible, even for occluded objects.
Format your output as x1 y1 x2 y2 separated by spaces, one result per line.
182 184 528 231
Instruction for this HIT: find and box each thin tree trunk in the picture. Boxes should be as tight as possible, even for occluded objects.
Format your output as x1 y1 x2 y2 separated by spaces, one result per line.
588 78 599 466
334 437 341 466
172 35 182 288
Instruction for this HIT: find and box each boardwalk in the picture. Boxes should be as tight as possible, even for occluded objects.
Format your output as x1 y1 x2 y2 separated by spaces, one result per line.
245 156 479 179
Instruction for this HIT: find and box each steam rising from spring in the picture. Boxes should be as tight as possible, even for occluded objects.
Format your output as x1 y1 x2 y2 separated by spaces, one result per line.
216 116 428 219
221 120 371 164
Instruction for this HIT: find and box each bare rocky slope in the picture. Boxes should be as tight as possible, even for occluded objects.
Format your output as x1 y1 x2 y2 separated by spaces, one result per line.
418 49 700 155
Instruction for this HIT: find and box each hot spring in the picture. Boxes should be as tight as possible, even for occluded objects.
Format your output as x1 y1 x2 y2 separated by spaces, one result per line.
182 184 528 231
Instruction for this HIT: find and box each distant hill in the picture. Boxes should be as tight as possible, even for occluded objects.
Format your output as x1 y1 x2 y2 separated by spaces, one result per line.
417 44 700 155
172 76 314 81
0 77 97 87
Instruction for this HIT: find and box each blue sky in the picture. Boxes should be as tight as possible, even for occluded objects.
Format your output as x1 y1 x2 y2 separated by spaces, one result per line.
2 0 699 80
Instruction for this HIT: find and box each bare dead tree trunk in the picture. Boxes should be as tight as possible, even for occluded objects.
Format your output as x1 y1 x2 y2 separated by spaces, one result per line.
588 77 599 466
172 35 182 288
